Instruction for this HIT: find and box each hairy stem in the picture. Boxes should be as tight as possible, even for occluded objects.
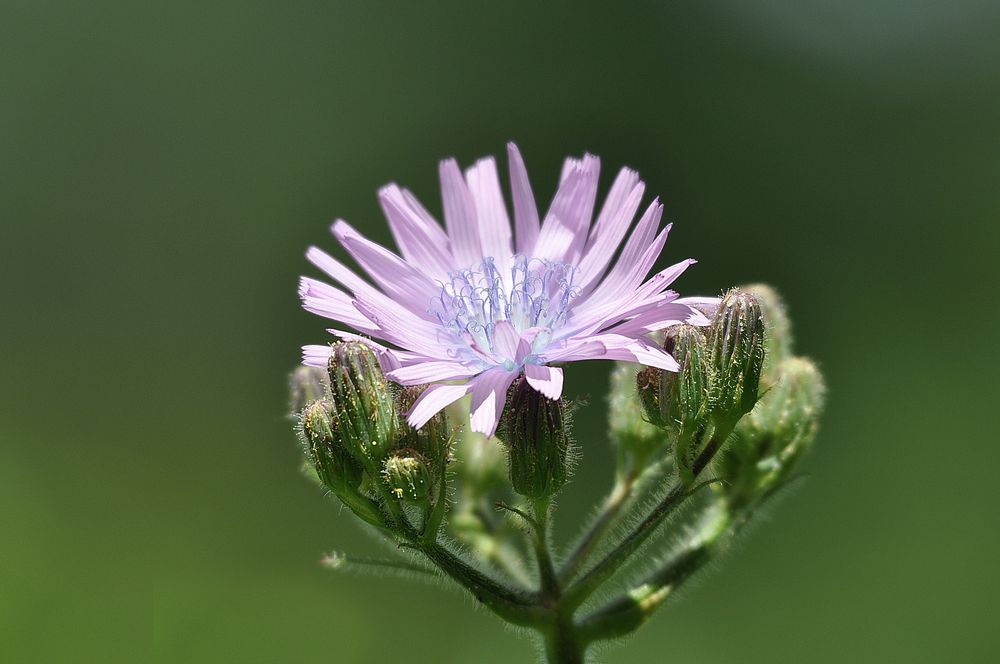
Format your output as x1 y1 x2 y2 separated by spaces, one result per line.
577 504 730 643
532 498 560 600
563 426 731 609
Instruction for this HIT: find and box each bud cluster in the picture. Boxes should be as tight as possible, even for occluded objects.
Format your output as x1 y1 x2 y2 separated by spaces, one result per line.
632 288 766 480
294 342 453 528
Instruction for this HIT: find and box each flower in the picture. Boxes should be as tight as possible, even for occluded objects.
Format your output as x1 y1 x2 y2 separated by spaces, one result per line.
300 143 714 437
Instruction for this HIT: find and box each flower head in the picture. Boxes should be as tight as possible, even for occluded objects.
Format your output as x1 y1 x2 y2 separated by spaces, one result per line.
300 144 713 437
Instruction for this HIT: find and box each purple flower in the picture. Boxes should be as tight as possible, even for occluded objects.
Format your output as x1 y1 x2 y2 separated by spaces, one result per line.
300 144 715 437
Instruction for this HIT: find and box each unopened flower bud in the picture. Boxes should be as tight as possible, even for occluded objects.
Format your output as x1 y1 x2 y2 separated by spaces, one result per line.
290 365 329 413
740 283 792 386
709 289 765 423
721 357 826 507
500 378 570 499
636 326 711 437
300 399 363 493
609 363 665 463
395 384 451 471
327 342 397 469
382 450 433 504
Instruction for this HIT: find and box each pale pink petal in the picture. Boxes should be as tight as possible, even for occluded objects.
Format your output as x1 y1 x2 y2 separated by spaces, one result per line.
465 157 513 283
507 142 539 255
298 277 376 331
302 344 332 367
539 338 608 363
387 361 480 385
407 383 472 430
351 295 452 359
332 220 437 318
603 301 709 336
583 334 679 371
439 158 481 267
525 364 564 400
491 320 520 360
378 184 453 278
533 155 600 263
469 369 518 437
576 170 645 291
306 246 379 299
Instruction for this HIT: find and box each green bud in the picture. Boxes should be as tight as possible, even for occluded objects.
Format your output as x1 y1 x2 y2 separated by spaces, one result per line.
500 378 571 499
394 384 451 471
382 449 433 504
740 283 793 386
290 366 330 413
720 357 826 507
327 342 397 469
300 399 363 494
609 362 665 463
636 326 711 436
709 289 765 423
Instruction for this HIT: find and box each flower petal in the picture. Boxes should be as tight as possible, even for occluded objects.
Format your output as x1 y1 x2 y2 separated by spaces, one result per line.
439 158 482 267
387 361 480 385
298 276 376 332
407 383 472 430
576 170 645 291
378 184 453 279
302 344 332 367
533 155 600 263
469 369 518 437
332 220 438 319
507 142 540 255
525 364 564 400
466 157 513 285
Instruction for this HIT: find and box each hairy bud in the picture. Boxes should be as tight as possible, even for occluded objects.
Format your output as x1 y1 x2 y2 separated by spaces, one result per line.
709 289 765 424
609 363 665 464
382 450 433 504
500 378 570 499
290 365 330 414
394 384 451 471
300 399 363 494
720 357 826 508
740 283 792 386
327 342 397 469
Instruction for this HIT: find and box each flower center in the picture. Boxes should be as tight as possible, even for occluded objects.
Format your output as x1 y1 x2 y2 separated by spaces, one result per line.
431 256 578 363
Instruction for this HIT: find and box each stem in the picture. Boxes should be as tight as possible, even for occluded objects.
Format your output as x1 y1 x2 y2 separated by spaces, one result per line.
532 498 559 600
577 504 730 644
544 612 586 663
559 476 634 586
563 427 731 609
414 535 544 626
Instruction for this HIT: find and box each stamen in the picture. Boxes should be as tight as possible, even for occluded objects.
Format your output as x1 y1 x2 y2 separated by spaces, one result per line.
430 256 578 362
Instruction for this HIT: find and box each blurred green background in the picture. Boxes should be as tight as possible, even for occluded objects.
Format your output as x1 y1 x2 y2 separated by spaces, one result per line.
3 1 998 662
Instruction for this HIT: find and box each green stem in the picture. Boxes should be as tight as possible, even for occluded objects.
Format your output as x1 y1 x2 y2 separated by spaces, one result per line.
544 612 586 663
558 476 634 586
563 427 731 609
532 498 559 600
577 504 730 643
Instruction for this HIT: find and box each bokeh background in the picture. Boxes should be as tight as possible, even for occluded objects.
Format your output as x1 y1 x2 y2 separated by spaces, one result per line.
3 1 999 662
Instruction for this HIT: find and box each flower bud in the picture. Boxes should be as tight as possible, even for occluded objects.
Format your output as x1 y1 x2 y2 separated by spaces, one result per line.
394 384 451 471
500 378 570 499
290 365 329 413
609 363 665 463
739 283 792 386
636 326 711 437
382 449 433 504
720 357 826 508
327 341 398 469
300 399 363 494
709 289 765 423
